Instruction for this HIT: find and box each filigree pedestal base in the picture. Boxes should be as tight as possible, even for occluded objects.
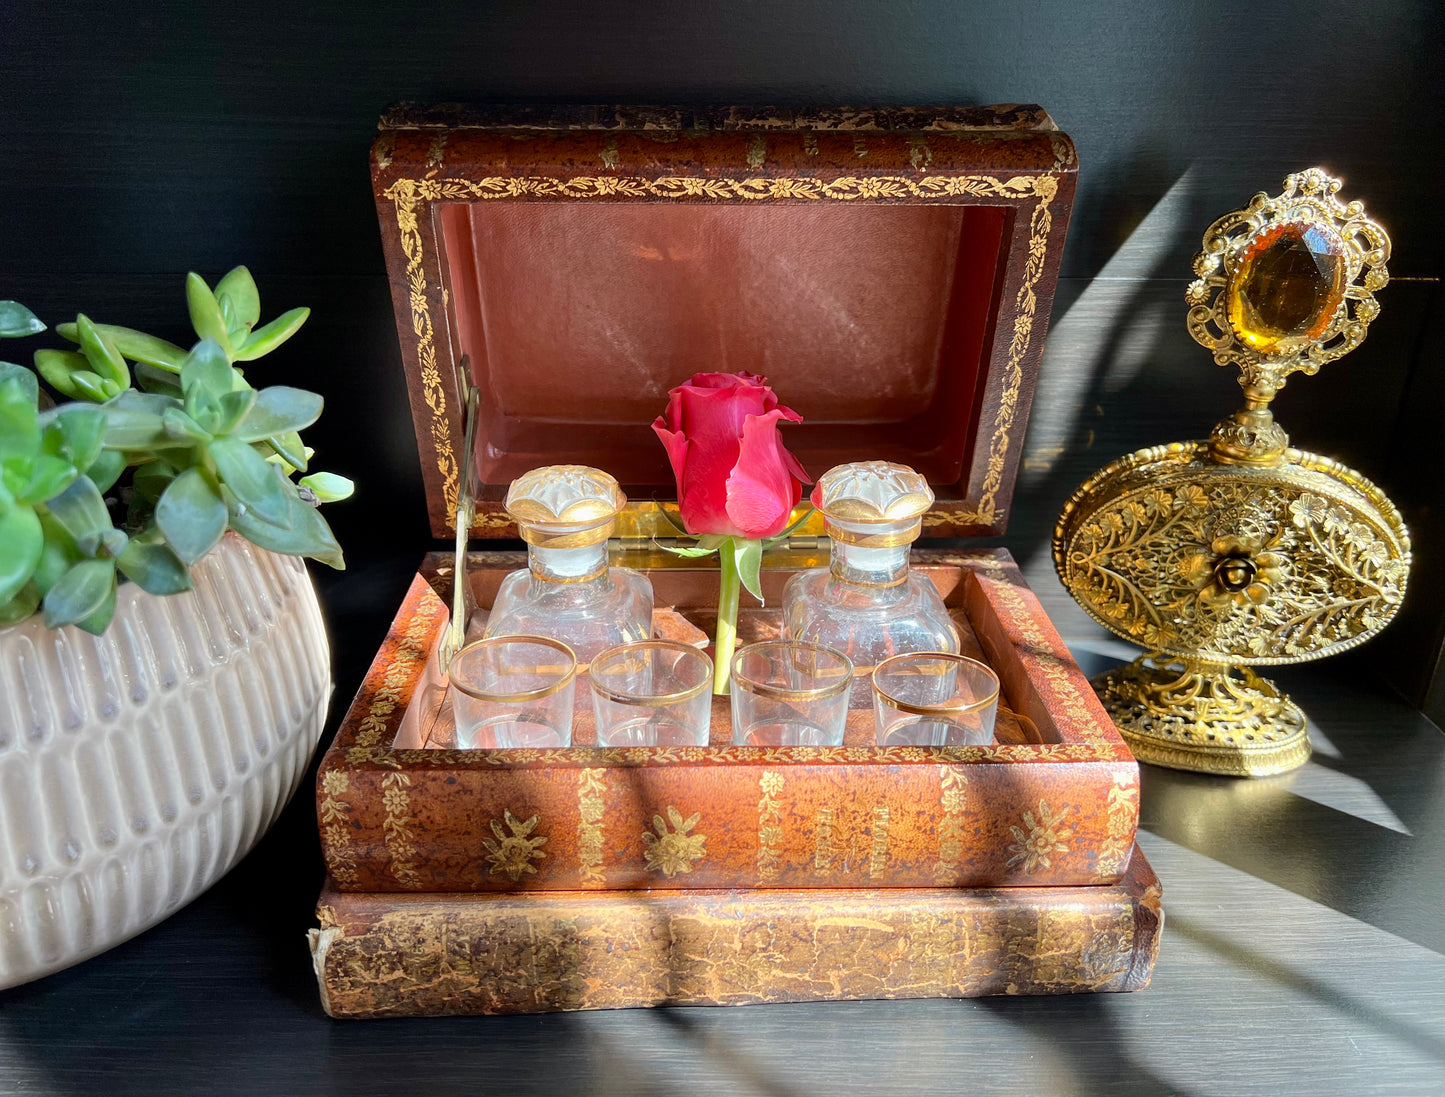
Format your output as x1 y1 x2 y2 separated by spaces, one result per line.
1093 658 1309 777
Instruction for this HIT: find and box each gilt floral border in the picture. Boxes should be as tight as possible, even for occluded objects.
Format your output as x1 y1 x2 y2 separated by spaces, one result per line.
379 171 1058 530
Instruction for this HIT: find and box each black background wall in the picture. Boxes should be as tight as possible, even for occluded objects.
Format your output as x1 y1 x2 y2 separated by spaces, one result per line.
2 0 1442 716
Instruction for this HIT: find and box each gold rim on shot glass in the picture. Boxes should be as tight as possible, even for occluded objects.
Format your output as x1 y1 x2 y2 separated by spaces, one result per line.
870 651 1000 717
447 635 579 703
730 640 854 702
588 640 713 707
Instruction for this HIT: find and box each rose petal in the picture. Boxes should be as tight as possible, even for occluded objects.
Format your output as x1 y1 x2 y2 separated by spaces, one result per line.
652 416 690 488
725 409 804 540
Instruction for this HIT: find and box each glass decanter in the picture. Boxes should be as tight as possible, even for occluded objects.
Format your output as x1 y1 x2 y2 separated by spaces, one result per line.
783 461 960 681
483 465 653 664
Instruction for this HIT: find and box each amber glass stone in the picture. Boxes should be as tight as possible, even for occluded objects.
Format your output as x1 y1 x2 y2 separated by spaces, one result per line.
1226 220 1347 355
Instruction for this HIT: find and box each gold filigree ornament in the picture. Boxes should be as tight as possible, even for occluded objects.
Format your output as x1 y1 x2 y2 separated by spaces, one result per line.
1054 170 1410 777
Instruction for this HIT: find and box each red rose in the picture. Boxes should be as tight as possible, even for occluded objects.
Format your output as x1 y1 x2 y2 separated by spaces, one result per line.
652 371 810 540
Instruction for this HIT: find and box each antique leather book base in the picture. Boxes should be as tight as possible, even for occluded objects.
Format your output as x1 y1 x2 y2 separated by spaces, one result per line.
310 845 1161 1018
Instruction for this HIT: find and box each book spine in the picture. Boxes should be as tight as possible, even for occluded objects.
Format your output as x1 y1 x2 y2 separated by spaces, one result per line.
322 755 1138 892
309 848 1161 1018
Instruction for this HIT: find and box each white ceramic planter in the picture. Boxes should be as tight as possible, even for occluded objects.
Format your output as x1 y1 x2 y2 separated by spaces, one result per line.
0 534 331 988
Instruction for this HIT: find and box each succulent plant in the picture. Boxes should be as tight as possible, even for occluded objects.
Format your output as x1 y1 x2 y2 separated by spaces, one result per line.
0 269 352 635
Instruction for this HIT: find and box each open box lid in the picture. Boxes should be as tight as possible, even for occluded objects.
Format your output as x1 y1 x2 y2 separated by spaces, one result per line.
371 104 1076 541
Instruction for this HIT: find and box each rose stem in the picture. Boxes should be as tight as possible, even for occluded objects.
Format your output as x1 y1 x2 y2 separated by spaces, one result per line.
713 542 741 695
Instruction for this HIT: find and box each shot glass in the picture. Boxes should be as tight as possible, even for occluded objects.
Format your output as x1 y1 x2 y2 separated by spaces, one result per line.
730 641 852 746
447 635 578 748
589 640 714 747
872 652 999 747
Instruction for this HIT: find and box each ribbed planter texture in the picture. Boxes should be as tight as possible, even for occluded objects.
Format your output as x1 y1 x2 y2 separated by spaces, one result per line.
0 534 330 987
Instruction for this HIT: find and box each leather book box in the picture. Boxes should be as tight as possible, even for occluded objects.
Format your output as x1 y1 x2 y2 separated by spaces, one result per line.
310 105 1160 1012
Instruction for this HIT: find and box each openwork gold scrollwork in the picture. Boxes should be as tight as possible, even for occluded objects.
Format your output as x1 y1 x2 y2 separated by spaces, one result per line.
1055 169 1410 777
1185 168 1390 405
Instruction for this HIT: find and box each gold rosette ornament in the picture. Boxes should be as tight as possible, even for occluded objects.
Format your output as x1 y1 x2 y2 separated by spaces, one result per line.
1054 170 1411 777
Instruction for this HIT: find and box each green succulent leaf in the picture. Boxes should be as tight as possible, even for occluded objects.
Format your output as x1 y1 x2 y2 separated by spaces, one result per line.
76 526 127 560
215 388 257 434
298 471 354 503
0 582 41 625
214 266 261 333
74 586 118 635
0 301 45 339
117 540 192 595
234 386 323 442
264 430 307 470
179 337 234 400
0 376 41 460
60 322 187 372
134 362 184 397
224 485 344 568
8 453 79 505
732 537 764 604
163 405 212 444
131 459 177 506
0 504 44 604
234 307 308 361
101 390 184 450
34 350 107 402
75 315 130 388
31 511 81 594
44 475 113 541
0 361 40 405
155 467 227 564
185 273 234 358
41 405 106 470
85 449 126 494
42 557 116 631
209 435 291 527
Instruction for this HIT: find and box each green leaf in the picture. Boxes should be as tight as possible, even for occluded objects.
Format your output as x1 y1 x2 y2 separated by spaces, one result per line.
85 449 126 494
215 388 257 434
74 527 126 560
134 362 184 397
234 386 322 440
0 361 39 405
264 430 307 470
42 557 115 630
163 405 212 444
75 315 130 388
99 390 186 450
10 454 78 505
0 583 41 625
180 337 234 401
0 377 41 460
155 467 227 564
31 511 80 594
733 537 764 604
209 435 291 527
35 350 107 402
186 273 234 358
41 405 105 470
43 475 112 541
298 471 354 503
117 540 193 595
0 301 45 339
215 266 261 332
73 584 118 635
225 485 344 568
234 307 308 361
655 543 721 559
0 505 43 604
60 322 188 372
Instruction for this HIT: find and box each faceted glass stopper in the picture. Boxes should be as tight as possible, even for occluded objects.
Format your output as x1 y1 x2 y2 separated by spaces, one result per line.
1226 220 1348 356
505 465 625 531
811 461 934 522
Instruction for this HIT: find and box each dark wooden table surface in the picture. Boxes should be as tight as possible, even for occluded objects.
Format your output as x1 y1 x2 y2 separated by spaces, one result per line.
2 642 1441 1097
